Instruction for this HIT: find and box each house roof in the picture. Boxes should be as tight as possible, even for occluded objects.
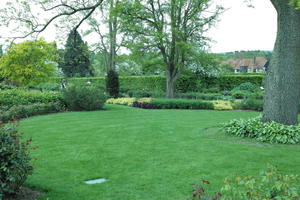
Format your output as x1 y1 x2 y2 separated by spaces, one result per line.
223 57 268 70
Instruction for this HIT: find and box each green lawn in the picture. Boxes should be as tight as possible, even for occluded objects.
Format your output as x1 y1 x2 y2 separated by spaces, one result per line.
19 104 300 200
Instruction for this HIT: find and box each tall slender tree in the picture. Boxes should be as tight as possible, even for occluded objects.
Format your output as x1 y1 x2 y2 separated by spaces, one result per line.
60 30 93 77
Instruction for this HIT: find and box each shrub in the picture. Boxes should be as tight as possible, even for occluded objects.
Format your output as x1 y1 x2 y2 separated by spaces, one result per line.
232 82 259 93
233 98 263 111
212 100 233 110
0 83 17 90
175 92 224 100
223 117 300 144
132 101 157 109
62 85 106 111
150 99 214 110
0 102 65 123
0 124 32 198
126 90 163 98
231 90 251 99
106 98 151 106
221 165 300 199
106 69 119 98
30 82 61 91
0 89 62 107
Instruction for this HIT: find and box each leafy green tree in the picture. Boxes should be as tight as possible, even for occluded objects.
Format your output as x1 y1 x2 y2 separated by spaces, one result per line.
117 0 222 98
60 29 93 77
0 39 58 86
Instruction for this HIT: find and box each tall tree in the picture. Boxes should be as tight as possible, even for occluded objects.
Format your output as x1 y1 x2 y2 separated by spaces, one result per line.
262 0 300 125
0 39 58 86
118 0 222 98
86 0 122 73
60 30 93 77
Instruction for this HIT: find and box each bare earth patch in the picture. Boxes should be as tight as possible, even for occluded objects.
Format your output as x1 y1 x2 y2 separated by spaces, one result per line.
4 187 44 200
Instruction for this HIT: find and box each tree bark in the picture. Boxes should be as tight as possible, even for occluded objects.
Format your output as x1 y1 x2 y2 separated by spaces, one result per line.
262 0 300 125
107 0 117 72
166 74 177 98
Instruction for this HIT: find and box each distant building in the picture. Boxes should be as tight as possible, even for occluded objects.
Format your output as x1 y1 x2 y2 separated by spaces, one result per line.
223 56 268 73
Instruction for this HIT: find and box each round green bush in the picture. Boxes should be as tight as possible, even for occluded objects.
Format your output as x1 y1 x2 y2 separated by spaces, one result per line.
62 84 106 111
0 124 32 198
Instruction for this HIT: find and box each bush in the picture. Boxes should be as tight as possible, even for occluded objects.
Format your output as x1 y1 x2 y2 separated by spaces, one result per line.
232 82 260 93
106 98 151 106
223 117 300 144
0 124 32 198
233 98 263 111
62 85 106 111
0 89 62 107
221 165 300 199
212 100 233 110
175 92 224 100
0 102 65 123
30 82 61 91
106 69 119 98
150 99 214 110
0 83 17 90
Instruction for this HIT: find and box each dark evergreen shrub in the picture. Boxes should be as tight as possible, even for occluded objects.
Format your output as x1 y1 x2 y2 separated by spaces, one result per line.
106 69 119 98
0 124 32 198
62 84 106 111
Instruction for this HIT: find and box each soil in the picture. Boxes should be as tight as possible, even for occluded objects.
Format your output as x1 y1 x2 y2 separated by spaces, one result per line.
4 187 45 200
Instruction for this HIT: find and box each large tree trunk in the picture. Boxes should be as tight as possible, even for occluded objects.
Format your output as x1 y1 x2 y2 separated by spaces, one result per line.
262 0 300 125
166 66 178 98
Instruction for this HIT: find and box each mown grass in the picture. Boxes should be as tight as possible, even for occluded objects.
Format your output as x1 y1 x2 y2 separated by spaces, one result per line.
19 104 300 200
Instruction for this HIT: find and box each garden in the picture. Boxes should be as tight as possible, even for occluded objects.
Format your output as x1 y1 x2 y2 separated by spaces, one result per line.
1 0 300 200
1 74 300 200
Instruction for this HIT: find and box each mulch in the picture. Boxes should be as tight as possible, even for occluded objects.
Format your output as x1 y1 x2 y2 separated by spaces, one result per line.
4 187 45 200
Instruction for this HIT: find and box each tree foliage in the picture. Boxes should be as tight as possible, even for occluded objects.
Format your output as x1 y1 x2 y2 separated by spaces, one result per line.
117 0 223 97
60 30 93 77
0 39 58 86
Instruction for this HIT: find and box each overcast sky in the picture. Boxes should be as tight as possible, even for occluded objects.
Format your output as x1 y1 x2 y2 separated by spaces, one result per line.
208 0 277 53
0 0 277 53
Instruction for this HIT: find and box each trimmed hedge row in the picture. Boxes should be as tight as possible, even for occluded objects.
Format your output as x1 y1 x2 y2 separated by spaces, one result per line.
0 102 66 123
0 89 62 107
51 74 264 93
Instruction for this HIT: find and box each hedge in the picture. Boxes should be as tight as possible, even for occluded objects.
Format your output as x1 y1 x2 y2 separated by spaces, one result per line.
0 89 63 107
51 74 264 93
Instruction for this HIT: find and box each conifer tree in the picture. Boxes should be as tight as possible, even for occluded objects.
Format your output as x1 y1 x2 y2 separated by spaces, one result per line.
60 30 93 77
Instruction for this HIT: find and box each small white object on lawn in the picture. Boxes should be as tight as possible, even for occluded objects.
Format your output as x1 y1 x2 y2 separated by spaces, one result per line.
84 178 107 185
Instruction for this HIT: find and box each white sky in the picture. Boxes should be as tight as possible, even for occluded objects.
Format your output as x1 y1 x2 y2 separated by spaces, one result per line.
208 0 277 53
0 0 277 53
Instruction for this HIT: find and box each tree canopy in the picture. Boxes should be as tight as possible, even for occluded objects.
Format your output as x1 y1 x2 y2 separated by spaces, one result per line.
0 39 58 86
59 30 93 77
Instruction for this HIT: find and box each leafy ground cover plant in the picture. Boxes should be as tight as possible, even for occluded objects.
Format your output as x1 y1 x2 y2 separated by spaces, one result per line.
223 116 300 144
0 124 32 199
221 165 300 200
62 84 106 111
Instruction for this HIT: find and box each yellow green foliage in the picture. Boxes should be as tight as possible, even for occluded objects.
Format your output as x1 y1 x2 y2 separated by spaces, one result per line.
212 100 233 110
106 98 152 106
0 39 58 86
